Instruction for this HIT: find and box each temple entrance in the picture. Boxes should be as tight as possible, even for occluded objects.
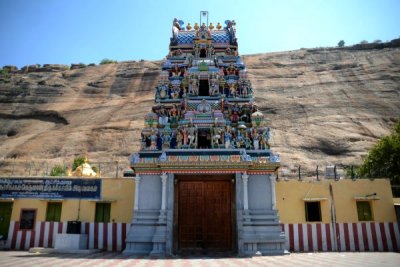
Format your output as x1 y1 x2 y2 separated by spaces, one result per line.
197 129 211 148
199 80 209 96
174 175 235 254
200 48 207 58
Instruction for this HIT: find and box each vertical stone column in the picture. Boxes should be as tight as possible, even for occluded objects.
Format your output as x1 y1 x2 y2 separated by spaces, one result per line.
134 175 141 211
269 174 276 210
242 172 249 210
160 172 168 212
150 172 168 255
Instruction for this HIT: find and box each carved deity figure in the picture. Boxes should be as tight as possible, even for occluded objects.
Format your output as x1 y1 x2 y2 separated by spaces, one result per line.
188 126 197 147
219 96 225 113
230 103 240 123
196 23 211 39
209 74 219 96
207 46 215 58
260 128 271 150
162 132 171 149
229 83 237 97
219 67 225 77
158 105 169 125
212 128 222 147
252 129 260 150
227 63 236 75
189 76 199 95
150 130 158 150
171 63 182 77
235 130 244 148
158 82 168 99
182 128 189 145
176 130 183 148
169 104 180 124
244 132 252 149
239 80 249 98
224 127 232 149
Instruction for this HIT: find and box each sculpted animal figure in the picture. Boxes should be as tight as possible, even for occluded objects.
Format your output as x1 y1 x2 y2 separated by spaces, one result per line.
209 79 219 96
189 78 199 95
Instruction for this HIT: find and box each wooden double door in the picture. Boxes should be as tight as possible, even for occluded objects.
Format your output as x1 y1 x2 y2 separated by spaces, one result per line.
175 175 235 253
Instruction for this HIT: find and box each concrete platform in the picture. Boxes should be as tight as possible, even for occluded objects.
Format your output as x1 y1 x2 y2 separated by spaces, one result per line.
29 247 101 254
0 251 399 267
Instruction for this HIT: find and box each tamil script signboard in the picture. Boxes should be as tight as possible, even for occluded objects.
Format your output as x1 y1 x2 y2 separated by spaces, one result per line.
0 178 101 199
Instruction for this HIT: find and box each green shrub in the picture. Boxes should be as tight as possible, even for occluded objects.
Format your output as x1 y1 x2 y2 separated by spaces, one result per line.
100 58 117 65
92 165 98 173
72 156 86 171
0 68 9 76
50 164 65 176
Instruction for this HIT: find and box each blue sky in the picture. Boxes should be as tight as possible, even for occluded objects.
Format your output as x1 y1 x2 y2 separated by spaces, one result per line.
0 0 399 68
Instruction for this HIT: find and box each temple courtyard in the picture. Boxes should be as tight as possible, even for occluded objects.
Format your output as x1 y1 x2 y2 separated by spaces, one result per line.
0 251 399 267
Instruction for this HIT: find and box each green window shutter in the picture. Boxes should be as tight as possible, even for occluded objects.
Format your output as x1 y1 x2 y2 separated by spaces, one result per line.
95 203 111 223
104 203 110 223
46 203 54 221
357 201 373 221
54 203 62 221
95 203 103 222
46 203 62 222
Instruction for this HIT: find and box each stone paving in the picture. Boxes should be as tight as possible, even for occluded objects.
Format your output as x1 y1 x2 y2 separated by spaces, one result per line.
0 251 399 267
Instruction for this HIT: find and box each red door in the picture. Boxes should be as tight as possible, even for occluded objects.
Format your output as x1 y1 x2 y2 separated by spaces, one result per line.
177 177 233 253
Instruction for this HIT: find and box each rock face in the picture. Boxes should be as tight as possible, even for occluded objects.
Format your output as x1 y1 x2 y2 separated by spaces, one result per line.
0 47 399 178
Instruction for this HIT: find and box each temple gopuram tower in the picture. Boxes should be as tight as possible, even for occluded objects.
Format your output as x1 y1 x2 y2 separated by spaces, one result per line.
124 15 286 256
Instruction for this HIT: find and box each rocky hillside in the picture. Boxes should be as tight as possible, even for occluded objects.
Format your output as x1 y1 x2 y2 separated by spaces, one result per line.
0 46 399 178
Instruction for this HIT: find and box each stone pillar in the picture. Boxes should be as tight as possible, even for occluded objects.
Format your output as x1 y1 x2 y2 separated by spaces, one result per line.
134 175 141 211
150 173 168 255
269 174 276 210
160 173 168 211
242 172 249 210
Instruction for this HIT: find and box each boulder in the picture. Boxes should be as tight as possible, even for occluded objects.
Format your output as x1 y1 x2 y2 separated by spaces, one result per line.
21 64 41 73
41 64 69 72
2 65 18 73
70 63 87 69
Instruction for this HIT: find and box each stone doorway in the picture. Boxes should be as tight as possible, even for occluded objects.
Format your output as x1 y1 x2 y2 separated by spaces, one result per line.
199 80 209 96
174 175 235 254
197 129 211 148
200 48 207 58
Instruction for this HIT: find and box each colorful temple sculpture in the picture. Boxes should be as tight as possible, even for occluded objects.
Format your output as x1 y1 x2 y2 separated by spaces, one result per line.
123 17 285 256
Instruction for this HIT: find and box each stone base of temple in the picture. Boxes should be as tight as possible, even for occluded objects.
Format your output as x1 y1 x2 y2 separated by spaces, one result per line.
123 210 167 256
238 209 286 256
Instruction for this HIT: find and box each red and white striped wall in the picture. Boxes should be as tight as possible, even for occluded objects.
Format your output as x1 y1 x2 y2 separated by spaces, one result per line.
6 221 128 251
281 222 400 252
7 221 399 252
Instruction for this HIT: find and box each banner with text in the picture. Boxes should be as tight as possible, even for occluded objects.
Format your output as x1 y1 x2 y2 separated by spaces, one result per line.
0 178 101 199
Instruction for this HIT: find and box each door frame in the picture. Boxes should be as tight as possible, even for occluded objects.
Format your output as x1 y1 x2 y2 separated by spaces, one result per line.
173 174 237 254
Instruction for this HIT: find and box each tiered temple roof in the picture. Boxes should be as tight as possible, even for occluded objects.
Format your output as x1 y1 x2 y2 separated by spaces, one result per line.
130 18 280 174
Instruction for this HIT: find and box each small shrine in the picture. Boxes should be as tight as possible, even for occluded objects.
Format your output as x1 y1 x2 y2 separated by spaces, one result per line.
68 157 99 177
124 13 285 256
